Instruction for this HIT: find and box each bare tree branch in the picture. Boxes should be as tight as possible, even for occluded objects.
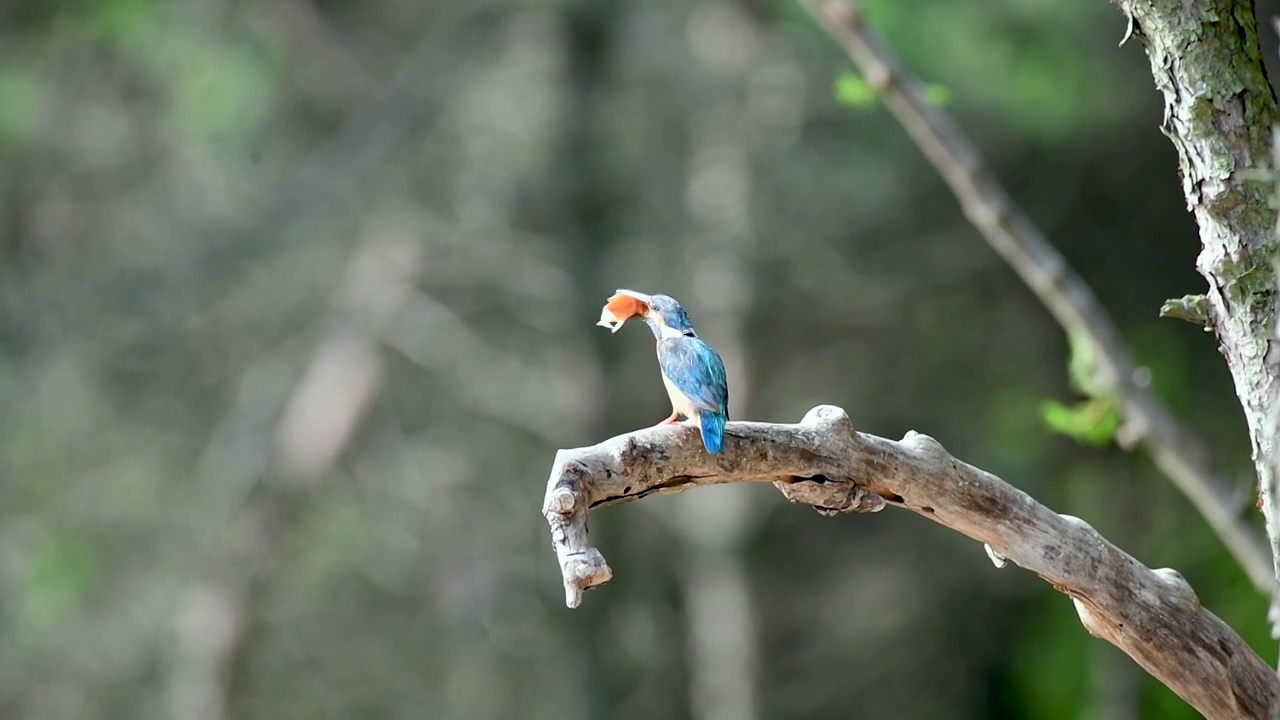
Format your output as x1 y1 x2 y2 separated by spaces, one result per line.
798 0 1273 593
541 407 1280 719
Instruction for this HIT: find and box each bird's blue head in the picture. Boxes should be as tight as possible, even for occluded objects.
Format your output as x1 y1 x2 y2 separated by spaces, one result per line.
643 294 697 338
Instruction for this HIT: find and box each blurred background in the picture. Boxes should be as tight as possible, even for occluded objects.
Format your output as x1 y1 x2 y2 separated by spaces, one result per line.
3 0 1279 718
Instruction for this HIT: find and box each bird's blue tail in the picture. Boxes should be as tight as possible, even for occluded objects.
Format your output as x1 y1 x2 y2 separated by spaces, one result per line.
699 412 726 455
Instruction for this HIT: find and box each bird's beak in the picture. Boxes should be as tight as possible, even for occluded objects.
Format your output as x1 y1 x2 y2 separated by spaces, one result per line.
614 289 652 306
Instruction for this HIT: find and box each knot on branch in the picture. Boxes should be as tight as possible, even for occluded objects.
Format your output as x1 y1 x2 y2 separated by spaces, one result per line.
800 404 856 436
774 477 885 515
902 430 949 461
1058 513 1097 537
1153 567 1199 612
546 486 577 515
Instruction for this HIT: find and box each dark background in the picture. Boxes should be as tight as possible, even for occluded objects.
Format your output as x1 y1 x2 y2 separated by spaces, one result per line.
1 0 1276 718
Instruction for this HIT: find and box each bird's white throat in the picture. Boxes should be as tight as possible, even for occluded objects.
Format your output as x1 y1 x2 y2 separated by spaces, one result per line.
658 324 686 339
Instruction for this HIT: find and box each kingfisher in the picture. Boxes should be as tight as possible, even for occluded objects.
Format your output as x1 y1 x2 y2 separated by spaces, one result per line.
637 293 731 455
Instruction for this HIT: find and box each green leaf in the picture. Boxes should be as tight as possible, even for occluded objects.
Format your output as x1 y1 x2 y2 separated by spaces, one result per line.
833 72 877 108
923 83 950 105
1039 398 1121 447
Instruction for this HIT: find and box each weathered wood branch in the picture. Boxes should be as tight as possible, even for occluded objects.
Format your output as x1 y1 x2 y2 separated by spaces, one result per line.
542 407 1280 718
798 0 1274 594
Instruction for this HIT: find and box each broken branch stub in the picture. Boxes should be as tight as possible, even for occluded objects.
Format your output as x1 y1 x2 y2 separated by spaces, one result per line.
542 405 1280 719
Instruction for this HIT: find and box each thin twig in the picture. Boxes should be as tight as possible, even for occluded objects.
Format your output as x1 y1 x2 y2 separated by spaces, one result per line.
542 407 1279 719
797 0 1272 593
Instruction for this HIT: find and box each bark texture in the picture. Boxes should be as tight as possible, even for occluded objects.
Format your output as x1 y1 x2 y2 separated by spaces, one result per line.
542 408 1280 719
1115 0 1280 582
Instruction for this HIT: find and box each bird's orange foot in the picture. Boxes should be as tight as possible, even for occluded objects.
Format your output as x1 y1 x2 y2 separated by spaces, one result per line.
656 411 679 426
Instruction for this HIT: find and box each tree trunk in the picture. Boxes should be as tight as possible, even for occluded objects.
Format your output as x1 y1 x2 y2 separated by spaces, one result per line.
1116 0 1280 589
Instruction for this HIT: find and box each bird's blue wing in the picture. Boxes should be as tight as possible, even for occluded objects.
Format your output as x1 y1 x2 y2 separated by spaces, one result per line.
658 337 729 417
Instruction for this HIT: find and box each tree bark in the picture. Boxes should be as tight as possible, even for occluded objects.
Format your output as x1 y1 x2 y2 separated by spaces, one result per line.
542 408 1280 719
1114 0 1280 589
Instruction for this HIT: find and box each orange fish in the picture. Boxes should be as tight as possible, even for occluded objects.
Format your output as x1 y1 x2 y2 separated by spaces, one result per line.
596 289 652 333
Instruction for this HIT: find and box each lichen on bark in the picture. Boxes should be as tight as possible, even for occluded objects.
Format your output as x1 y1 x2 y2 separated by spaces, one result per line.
1118 0 1280 585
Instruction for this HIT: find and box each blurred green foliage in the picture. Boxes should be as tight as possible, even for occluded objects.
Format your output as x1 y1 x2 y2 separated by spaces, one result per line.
0 0 1274 718
1039 398 1121 448
833 72 950 109
833 73 876 109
